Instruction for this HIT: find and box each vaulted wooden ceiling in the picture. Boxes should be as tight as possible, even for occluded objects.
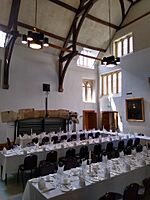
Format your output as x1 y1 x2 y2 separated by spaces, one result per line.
0 0 143 91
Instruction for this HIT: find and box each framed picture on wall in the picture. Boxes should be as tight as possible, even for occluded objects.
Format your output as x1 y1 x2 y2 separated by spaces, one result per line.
126 98 144 121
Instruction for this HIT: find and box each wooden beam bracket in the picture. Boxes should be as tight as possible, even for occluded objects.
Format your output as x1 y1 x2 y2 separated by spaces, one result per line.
3 0 21 89
58 0 98 92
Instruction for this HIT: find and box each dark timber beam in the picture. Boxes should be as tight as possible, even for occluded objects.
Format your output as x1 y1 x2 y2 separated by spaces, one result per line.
119 0 125 20
118 0 143 30
3 0 21 89
17 21 106 52
49 0 119 30
58 0 98 92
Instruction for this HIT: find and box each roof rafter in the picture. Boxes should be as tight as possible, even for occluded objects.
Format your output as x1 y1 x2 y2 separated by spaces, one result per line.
58 0 98 92
119 0 125 20
3 0 21 89
17 21 106 52
49 0 119 30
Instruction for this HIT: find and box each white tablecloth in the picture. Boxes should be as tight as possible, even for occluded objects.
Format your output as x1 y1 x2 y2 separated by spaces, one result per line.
0 136 127 181
22 154 150 200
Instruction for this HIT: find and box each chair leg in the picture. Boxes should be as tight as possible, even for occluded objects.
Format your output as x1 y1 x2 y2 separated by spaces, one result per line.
21 171 25 189
1 165 3 180
17 169 20 183
5 173 7 185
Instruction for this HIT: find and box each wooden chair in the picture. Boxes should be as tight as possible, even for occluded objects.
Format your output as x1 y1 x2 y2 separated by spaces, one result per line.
123 183 139 200
99 192 122 200
17 154 37 188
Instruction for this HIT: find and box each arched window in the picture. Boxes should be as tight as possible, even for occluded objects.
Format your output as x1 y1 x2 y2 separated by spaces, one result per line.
82 80 94 102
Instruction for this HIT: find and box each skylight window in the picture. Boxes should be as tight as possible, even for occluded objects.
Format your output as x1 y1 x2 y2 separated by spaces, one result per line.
77 48 99 69
0 31 6 47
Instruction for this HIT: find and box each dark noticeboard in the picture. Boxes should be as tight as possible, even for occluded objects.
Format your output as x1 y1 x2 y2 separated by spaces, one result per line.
126 98 144 121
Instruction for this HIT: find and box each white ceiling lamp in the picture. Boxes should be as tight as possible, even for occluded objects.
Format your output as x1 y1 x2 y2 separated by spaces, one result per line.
101 0 120 67
21 0 49 50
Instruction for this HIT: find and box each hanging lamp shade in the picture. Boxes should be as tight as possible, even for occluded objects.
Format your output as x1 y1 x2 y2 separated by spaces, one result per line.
21 0 49 50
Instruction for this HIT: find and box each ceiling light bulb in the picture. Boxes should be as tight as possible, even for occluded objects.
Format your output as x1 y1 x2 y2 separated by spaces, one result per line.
29 43 42 49
22 34 27 44
43 37 49 47
27 31 33 41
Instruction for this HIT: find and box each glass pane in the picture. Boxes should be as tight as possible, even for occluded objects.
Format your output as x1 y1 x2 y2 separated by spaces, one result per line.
87 83 92 102
129 36 133 53
113 73 117 94
123 38 128 55
117 41 122 57
118 72 122 93
108 75 112 95
103 76 107 95
82 83 86 101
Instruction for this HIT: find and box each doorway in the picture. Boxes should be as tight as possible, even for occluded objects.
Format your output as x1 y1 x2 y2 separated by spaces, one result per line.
83 110 97 130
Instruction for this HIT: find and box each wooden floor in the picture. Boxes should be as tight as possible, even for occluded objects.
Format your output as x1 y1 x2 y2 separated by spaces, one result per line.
0 174 23 200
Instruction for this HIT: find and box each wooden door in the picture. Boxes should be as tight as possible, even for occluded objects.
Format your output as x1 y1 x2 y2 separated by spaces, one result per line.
83 110 97 130
101 111 118 132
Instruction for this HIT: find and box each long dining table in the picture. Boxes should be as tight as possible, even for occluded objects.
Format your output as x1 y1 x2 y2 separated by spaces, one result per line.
22 151 150 200
0 134 131 182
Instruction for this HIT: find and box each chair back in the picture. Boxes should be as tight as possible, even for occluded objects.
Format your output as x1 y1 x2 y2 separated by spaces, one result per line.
64 157 78 170
32 137 38 144
88 132 94 138
134 138 140 147
39 162 56 176
126 139 133 148
60 135 67 141
93 144 102 155
136 144 143 152
80 133 85 140
79 146 88 159
46 150 57 163
66 148 76 158
42 136 49 145
51 135 59 144
99 192 117 200
106 142 113 153
71 134 77 141
124 146 132 155
144 177 150 197
95 132 100 138
118 140 125 152
24 154 37 170
7 137 12 150
123 183 139 200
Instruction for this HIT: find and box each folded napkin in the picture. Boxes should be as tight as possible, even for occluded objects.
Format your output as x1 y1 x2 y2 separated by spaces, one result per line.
124 163 131 171
57 165 64 175
119 151 124 157
3 147 7 154
132 149 136 155
104 167 110 179
102 155 108 163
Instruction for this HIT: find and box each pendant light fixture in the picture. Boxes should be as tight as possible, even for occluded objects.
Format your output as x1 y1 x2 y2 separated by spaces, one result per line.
101 0 120 66
21 0 49 49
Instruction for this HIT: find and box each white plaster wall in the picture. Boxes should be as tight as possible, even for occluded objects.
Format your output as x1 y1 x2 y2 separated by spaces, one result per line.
0 45 97 142
121 48 150 135
113 0 150 52
99 47 150 135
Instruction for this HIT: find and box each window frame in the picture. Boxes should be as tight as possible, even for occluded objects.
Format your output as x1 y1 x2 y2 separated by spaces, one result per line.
82 79 94 103
101 71 121 96
114 33 133 57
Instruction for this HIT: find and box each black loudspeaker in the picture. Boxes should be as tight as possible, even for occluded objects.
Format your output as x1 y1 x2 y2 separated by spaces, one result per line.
43 83 50 92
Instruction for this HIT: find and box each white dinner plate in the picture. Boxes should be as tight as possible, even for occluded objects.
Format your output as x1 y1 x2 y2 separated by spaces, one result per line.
60 185 72 192
31 178 39 183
